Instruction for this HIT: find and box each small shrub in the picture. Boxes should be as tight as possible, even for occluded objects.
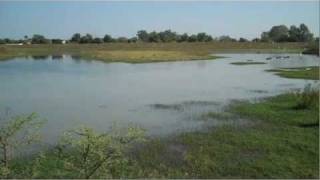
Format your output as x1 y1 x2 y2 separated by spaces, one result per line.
32 125 145 179
293 84 319 110
0 113 45 178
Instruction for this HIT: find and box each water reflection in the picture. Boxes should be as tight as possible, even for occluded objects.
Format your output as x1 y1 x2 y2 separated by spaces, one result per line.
52 55 63 60
31 55 49 60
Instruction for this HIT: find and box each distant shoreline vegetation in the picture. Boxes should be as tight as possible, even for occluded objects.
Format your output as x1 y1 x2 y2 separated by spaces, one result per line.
0 24 318 45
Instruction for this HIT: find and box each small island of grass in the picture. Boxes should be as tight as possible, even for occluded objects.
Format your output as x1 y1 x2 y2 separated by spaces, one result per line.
230 61 267 65
266 66 319 80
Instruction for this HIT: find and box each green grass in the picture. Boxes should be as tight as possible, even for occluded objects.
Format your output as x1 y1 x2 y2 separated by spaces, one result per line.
230 61 267 65
0 42 308 63
129 92 319 178
266 66 319 80
4 91 319 178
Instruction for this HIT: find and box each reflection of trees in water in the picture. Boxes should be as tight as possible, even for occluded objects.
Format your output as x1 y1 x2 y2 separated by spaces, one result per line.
31 55 49 60
71 55 94 64
52 55 63 60
71 55 81 60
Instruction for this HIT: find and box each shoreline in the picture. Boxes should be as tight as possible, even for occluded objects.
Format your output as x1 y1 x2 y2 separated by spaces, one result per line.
0 42 308 63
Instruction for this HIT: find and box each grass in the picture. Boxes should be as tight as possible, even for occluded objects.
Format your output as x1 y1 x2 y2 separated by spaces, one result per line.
4 89 319 178
266 66 319 80
129 90 319 178
230 61 267 65
0 42 308 63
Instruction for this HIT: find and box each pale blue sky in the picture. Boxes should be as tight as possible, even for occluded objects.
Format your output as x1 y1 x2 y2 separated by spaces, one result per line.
0 1 319 40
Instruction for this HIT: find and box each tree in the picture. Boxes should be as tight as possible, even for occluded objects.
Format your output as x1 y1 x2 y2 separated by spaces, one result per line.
188 34 198 42
92 38 103 44
288 25 300 42
298 23 313 42
137 30 149 42
0 113 44 177
268 25 289 42
239 37 248 42
116 37 128 43
51 39 63 44
178 33 189 42
219 35 236 42
252 38 260 42
70 33 81 43
128 37 138 43
103 34 113 43
197 32 211 42
260 32 271 42
148 31 161 42
159 30 177 42
79 34 93 44
31 34 49 44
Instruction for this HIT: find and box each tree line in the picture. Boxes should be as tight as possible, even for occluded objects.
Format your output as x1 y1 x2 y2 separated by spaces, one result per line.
0 24 317 44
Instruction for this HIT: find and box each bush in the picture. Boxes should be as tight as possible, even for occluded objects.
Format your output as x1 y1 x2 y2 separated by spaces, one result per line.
293 84 319 110
32 125 145 178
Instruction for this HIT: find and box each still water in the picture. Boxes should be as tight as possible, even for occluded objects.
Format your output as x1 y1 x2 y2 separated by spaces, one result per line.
0 54 319 144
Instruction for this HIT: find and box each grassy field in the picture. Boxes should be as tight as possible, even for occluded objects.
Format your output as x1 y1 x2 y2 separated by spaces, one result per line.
0 42 308 63
267 66 319 80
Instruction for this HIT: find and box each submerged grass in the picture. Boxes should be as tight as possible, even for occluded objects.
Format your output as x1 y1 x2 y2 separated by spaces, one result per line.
230 61 267 65
130 89 319 178
0 42 307 63
266 66 319 80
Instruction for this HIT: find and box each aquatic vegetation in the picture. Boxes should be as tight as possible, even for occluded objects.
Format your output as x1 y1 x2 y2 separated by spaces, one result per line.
292 84 319 110
0 113 45 178
266 66 319 80
230 61 266 65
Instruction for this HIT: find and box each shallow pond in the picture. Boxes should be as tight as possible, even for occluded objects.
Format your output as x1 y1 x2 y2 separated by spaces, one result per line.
0 54 319 145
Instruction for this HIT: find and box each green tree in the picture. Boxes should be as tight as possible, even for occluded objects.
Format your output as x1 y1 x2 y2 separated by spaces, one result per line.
178 33 189 42
219 35 236 42
239 37 248 42
288 25 300 42
128 37 138 43
116 37 128 43
298 23 313 42
260 32 271 42
268 25 289 42
92 38 103 44
159 30 177 42
80 34 93 44
31 34 49 44
70 33 81 43
196 32 211 42
137 30 149 42
148 31 161 42
51 39 63 44
188 34 198 42
103 34 113 43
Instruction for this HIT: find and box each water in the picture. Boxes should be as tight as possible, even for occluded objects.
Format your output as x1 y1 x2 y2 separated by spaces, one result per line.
0 54 319 145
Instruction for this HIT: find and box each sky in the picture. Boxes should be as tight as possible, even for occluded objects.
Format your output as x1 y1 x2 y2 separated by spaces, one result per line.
0 1 319 40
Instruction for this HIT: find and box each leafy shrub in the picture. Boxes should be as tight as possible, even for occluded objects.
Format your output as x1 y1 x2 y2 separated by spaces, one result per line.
293 84 319 110
32 125 145 179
